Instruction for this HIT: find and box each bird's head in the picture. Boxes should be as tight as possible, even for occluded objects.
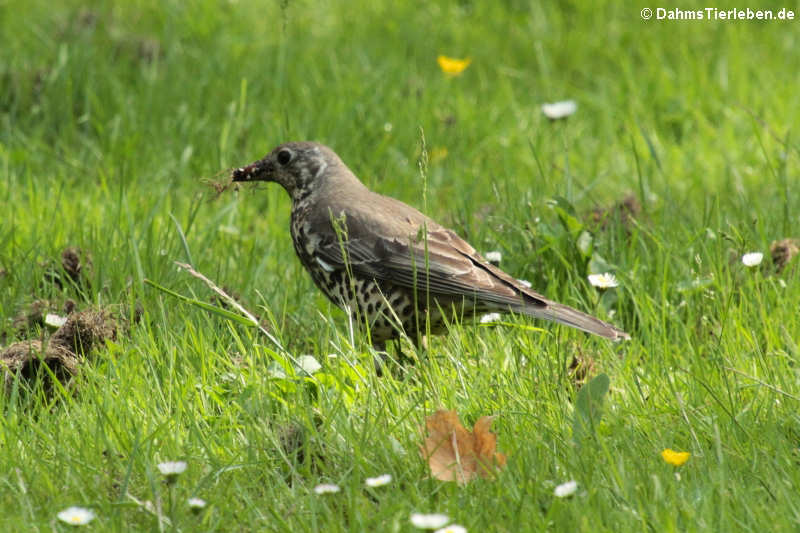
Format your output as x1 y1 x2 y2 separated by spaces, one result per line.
232 142 338 201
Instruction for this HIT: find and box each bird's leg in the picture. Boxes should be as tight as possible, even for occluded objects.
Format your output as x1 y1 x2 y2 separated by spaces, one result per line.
372 340 388 377
371 338 418 378
393 337 418 369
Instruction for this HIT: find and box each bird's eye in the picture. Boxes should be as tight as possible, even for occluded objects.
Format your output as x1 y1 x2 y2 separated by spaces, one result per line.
277 149 292 165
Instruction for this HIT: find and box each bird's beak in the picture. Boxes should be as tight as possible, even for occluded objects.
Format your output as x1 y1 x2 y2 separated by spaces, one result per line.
232 159 270 182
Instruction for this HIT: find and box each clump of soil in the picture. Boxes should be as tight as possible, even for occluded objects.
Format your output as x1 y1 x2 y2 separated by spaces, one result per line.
770 238 799 273
51 307 125 355
61 247 85 283
2 244 135 396
589 194 641 232
0 340 79 395
1 306 126 396
43 246 92 291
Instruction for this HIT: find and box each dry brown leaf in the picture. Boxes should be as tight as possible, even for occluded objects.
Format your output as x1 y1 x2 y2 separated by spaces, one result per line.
419 409 506 485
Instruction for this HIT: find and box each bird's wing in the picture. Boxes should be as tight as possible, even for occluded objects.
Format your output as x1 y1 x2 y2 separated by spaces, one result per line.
314 222 549 310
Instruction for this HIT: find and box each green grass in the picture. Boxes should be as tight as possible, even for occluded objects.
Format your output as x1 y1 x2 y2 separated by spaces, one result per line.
2 0 800 530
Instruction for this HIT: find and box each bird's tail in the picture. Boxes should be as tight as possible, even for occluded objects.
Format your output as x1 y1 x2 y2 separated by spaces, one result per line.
519 301 630 341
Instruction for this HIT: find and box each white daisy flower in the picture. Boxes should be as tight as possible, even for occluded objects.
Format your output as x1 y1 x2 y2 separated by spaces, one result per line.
57 507 95 526
554 480 578 498
157 461 187 476
410 513 450 529
587 272 619 289
741 252 763 267
313 483 341 495
187 497 207 509
541 100 577 120
484 251 502 264
365 474 392 487
479 313 502 324
435 526 467 533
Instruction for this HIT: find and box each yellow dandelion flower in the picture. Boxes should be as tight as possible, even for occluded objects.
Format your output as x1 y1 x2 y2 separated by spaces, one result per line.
437 55 471 76
661 448 690 466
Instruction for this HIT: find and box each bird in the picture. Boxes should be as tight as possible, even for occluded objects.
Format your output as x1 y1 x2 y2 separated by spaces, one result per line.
232 141 629 350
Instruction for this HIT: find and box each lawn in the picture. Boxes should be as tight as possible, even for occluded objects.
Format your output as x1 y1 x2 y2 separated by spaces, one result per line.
1 0 799 531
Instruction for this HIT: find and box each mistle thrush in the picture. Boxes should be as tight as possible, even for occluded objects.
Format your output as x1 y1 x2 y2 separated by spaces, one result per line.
233 142 630 348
